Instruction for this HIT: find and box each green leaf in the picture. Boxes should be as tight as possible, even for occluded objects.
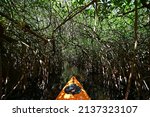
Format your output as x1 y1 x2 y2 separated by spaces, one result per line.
78 0 85 5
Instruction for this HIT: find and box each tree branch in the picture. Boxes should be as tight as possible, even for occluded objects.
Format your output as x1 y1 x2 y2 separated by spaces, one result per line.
124 0 138 100
51 0 95 55
118 6 144 17
0 12 48 43
52 0 95 35
73 20 101 41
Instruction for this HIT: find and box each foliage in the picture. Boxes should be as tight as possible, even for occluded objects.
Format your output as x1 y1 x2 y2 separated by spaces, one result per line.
0 0 150 100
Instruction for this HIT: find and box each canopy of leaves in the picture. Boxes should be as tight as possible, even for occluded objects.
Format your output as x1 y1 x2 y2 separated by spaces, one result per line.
0 0 150 100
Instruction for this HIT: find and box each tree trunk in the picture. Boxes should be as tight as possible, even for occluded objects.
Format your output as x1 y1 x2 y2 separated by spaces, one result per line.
125 0 138 100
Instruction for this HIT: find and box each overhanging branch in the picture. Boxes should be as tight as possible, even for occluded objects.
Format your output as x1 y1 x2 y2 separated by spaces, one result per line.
52 0 95 36
0 12 48 43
